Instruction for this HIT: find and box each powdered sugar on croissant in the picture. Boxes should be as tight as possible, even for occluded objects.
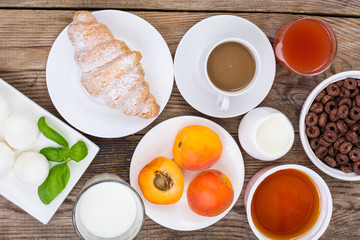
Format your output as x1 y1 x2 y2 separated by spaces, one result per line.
67 11 160 119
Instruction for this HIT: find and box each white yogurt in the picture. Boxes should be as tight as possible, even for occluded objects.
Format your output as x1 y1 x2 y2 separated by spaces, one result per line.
77 181 137 239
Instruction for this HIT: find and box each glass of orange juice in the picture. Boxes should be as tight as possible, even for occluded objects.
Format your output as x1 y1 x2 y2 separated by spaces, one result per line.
274 17 337 76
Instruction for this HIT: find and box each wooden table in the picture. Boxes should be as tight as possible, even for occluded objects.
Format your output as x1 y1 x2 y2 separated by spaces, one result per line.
0 1 359 239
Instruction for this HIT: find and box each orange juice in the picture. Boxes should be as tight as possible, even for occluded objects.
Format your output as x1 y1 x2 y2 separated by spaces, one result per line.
274 18 337 75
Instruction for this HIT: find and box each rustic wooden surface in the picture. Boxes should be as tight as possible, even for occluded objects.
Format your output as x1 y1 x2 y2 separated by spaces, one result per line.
0 1 360 239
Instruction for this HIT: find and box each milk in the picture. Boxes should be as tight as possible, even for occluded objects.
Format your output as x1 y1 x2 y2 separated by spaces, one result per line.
256 115 292 155
78 182 137 239
238 107 294 161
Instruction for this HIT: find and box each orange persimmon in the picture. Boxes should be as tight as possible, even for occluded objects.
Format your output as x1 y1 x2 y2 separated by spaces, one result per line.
172 125 223 171
138 156 184 204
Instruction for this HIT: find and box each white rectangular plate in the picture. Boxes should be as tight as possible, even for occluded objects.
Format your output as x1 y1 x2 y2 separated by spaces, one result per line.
0 78 99 224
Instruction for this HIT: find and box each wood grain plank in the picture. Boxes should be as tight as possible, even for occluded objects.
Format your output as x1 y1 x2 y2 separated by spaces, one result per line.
0 0 360 16
0 9 359 240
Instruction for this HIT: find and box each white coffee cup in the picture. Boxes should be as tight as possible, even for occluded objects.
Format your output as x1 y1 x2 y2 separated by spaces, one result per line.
238 107 294 161
204 38 261 111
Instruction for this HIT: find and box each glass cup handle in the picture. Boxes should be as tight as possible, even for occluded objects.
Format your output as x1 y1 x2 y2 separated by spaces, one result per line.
217 95 230 111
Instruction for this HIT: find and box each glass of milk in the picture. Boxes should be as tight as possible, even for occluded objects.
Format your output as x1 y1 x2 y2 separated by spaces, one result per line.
238 107 294 161
72 173 145 240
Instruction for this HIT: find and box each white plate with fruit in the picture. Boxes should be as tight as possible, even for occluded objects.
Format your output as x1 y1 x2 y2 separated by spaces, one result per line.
129 116 244 231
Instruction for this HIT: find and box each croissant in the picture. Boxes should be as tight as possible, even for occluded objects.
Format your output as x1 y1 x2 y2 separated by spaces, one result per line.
67 11 160 119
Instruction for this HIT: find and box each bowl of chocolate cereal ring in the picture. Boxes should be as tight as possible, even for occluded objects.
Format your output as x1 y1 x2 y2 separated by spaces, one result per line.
300 71 360 181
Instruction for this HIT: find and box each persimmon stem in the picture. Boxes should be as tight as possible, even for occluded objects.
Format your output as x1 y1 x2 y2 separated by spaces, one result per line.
154 171 174 191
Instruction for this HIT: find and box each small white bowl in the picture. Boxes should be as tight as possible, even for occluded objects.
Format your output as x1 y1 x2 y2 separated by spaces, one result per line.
299 70 360 181
244 164 332 240
238 107 294 161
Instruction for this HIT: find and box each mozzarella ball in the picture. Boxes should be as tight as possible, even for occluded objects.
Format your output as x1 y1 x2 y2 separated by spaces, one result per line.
0 94 10 123
0 142 15 178
13 151 49 186
3 113 39 149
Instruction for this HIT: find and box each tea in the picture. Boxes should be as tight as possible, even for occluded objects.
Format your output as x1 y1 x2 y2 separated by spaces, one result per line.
207 41 256 92
275 18 336 75
251 169 321 239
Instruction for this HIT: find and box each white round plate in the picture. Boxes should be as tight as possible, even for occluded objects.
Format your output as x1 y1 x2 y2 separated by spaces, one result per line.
129 116 245 231
174 15 275 118
300 70 360 181
46 10 174 138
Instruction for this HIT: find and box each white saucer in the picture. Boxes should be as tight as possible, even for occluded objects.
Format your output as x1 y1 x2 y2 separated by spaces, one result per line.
174 15 275 118
129 116 245 231
46 10 173 138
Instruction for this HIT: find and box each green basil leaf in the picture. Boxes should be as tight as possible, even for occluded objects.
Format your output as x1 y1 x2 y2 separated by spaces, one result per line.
40 147 70 162
38 117 69 149
38 162 70 205
69 141 88 162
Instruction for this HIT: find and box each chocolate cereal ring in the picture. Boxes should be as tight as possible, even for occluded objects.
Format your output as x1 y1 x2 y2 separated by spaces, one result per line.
350 87 359 98
326 83 341 96
318 112 328 128
356 95 360 107
325 101 337 114
336 120 348 134
345 131 358 144
334 137 346 150
310 102 324 114
351 124 360 136
337 80 344 87
305 112 318 127
321 94 334 104
310 137 320 150
325 122 338 133
319 136 332 147
344 77 358 90
339 141 353 154
345 116 357 126
340 87 351 98
351 123 360 131
329 109 339 122
336 153 349 165
338 97 352 108
338 105 349 119
350 106 360 120
315 146 328 159
323 130 338 143
353 99 357 109
315 90 326 102
353 162 360 174
340 164 353 173
306 126 320 138
324 155 337 167
349 148 360 162
328 146 336 157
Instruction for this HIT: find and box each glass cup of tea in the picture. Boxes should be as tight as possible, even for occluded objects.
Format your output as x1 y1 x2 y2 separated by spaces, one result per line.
274 17 337 76
72 173 145 240
238 107 294 161
204 38 261 111
244 164 333 240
